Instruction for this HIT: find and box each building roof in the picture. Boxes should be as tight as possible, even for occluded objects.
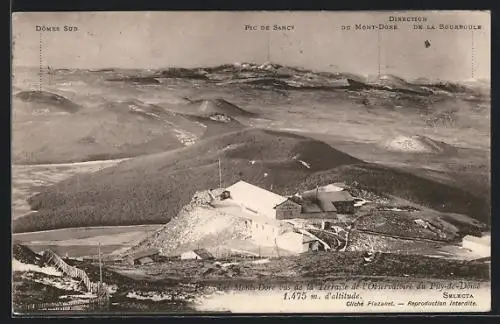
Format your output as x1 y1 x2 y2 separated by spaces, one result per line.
302 200 337 213
318 198 338 212
301 202 323 213
193 248 214 259
226 180 288 218
275 199 301 208
319 184 344 192
302 188 354 203
332 182 347 189
326 191 355 202
128 248 160 260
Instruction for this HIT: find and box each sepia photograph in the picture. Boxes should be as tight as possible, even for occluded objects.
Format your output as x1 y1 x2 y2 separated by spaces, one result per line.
11 11 491 314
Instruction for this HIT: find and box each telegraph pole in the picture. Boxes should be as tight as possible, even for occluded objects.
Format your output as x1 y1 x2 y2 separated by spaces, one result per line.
98 242 103 292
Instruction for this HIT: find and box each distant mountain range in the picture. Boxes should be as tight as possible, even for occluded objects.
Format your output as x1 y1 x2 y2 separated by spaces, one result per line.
106 62 489 95
15 63 490 95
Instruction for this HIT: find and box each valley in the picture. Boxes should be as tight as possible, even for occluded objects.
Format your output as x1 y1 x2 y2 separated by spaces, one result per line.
11 63 491 313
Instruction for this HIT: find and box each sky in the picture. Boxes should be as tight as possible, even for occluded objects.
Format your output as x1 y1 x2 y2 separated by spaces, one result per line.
12 11 490 81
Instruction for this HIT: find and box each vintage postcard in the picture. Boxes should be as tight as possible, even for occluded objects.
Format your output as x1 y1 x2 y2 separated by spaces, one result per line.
11 11 491 314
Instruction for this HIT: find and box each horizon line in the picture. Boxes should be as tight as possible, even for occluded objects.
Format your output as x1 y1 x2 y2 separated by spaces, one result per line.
11 63 491 83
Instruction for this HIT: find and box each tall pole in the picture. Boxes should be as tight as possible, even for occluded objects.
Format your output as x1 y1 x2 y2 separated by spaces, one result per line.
98 242 102 291
218 158 222 189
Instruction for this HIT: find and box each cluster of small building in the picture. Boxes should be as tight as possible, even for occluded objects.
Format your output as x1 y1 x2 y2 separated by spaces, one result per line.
112 180 492 265
121 180 358 263
215 180 356 254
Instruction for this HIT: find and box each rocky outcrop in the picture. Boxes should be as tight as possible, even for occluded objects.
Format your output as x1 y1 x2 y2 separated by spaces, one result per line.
125 190 249 257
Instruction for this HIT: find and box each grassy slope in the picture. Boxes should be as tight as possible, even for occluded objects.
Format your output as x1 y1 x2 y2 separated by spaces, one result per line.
114 251 490 282
13 129 488 233
12 92 246 164
299 163 490 224
14 129 360 232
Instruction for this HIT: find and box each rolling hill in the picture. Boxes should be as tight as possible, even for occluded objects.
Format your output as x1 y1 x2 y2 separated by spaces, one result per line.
12 91 246 164
13 129 489 233
185 98 257 117
384 135 458 154
15 91 82 113
162 98 258 119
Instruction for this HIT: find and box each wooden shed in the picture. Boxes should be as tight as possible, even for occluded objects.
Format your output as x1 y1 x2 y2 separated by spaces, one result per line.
127 248 161 265
275 199 302 220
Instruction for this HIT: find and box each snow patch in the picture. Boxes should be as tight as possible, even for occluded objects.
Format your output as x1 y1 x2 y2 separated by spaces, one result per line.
385 135 430 152
126 290 188 302
33 108 50 115
128 106 161 119
384 135 442 153
250 160 256 165
209 114 232 122
21 272 83 291
127 291 172 301
319 184 343 192
173 129 197 146
222 144 243 151
59 292 97 300
298 160 311 169
12 259 62 277
353 198 370 207
250 259 270 265
379 207 415 212
210 261 242 268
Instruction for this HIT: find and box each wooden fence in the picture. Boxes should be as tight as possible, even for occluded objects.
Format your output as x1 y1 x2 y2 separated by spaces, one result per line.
42 250 97 293
17 250 110 313
42 249 110 297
